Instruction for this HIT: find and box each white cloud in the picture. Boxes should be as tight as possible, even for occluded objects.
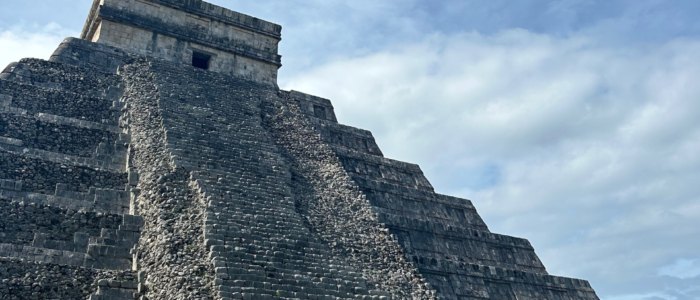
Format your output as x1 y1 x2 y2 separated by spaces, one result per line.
606 292 675 300
660 259 700 280
283 30 700 298
0 23 76 71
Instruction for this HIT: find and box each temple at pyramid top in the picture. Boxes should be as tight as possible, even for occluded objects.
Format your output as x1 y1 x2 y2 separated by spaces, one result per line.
80 0 282 85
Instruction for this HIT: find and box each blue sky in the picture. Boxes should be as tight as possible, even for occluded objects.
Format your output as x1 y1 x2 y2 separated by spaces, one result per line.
2 1 700 299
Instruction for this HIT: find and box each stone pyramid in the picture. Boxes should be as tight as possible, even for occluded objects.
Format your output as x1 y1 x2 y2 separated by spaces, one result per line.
0 0 599 299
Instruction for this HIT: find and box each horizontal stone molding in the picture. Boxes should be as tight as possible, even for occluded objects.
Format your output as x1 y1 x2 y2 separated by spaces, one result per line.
380 213 533 250
36 112 122 133
0 136 22 147
0 189 129 215
332 145 426 175
354 176 480 212
312 119 384 156
97 6 282 66
416 260 596 295
0 105 28 115
81 0 282 40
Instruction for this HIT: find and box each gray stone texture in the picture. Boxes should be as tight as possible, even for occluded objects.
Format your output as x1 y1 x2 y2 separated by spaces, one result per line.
0 1 600 299
0 113 121 157
284 92 599 299
80 0 282 85
51 38 131 75
0 258 98 299
0 41 140 300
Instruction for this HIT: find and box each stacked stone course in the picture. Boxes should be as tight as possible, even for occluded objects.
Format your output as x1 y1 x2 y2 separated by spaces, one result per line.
0 51 142 300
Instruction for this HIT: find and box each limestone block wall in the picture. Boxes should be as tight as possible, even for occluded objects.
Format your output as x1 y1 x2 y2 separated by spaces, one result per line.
0 52 144 300
82 0 282 85
50 37 131 74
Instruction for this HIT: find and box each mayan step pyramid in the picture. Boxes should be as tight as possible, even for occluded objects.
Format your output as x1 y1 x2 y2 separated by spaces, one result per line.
0 0 599 299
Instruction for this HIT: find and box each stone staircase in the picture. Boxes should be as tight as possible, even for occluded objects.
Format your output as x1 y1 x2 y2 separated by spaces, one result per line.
119 58 387 300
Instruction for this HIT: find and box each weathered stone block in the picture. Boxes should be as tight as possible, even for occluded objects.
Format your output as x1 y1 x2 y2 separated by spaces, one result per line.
0 94 11 107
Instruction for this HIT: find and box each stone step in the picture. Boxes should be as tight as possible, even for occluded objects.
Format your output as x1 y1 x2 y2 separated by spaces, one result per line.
413 258 597 300
377 212 535 251
0 119 127 172
0 257 109 299
2 58 123 101
309 118 383 156
90 227 142 250
332 145 434 192
214 261 367 283
35 111 123 133
87 245 133 260
50 37 131 74
91 287 137 300
0 150 128 195
398 224 548 274
288 90 339 123
0 111 125 159
0 198 122 249
0 187 130 215
353 176 487 221
217 278 371 298
55 184 130 205
0 79 120 124
371 204 483 233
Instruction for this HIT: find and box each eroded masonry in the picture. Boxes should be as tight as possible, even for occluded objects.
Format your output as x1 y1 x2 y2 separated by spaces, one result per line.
0 0 599 299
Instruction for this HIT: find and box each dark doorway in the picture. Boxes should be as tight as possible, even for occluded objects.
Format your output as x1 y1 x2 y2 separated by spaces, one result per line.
192 51 211 70
313 105 326 119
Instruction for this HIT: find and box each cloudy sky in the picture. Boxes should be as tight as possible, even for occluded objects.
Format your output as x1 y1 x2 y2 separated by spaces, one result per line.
2 0 700 299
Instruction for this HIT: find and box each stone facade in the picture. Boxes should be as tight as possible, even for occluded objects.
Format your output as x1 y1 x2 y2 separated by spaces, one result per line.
0 56 143 299
0 1 600 299
81 0 282 85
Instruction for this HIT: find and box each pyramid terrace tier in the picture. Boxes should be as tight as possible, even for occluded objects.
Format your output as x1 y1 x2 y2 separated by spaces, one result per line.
0 80 120 124
0 150 128 195
310 118 384 156
416 259 597 300
2 58 124 100
0 258 138 299
0 112 123 158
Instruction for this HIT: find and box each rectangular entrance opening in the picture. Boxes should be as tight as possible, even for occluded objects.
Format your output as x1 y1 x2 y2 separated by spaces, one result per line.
192 51 211 70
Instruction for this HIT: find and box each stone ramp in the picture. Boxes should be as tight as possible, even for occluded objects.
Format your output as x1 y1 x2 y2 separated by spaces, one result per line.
0 58 142 300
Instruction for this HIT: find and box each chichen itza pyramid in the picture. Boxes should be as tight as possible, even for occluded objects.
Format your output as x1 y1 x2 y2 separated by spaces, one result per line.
0 0 600 299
